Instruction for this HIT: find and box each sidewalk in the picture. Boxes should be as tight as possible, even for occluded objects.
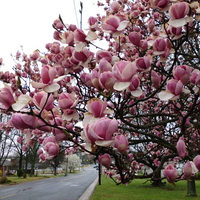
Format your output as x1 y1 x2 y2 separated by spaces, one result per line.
78 177 98 200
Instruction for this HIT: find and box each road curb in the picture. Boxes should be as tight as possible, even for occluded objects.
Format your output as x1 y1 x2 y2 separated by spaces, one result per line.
78 177 98 200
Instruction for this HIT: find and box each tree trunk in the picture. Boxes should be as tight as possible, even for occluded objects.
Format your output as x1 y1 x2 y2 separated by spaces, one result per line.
54 167 57 176
186 177 197 197
151 169 165 187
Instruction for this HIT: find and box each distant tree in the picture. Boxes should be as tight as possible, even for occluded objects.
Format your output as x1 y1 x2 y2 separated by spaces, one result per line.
67 154 82 173
49 148 65 176
0 114 14 169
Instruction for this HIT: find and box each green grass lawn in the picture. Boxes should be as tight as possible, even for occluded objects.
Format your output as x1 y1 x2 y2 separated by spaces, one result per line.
90 176 200 200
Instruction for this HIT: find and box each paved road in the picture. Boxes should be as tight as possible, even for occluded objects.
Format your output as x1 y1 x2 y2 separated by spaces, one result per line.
0 165 98 200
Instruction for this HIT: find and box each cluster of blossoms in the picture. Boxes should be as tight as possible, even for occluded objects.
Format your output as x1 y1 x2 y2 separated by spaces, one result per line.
0 0 200 186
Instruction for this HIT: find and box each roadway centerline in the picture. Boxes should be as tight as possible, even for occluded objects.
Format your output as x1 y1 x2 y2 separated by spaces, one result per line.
0 193 15 199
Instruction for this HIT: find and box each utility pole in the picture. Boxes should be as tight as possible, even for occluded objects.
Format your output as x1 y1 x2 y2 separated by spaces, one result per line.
79 2 83 29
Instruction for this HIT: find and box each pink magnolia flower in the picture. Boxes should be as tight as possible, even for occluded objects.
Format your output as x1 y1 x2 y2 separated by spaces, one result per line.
190 69 200 87
176 137 187 158
163 164 177 184
114 135 128 154
153 38 170 52
87 98 107 118
98 153 111 169
74 29 87 42
128 76 143 97
72 47 94 64
136 56 151 71
151 70 161 88
31 65 64 93
110 1 120 12
37 118 52 132
11 113 38 130
39 153 47 162
53 19 64 30
0 84 15 109
60 31 74 45
83 117 118 147
166 79 183 96
102 15 129 36
41 65 57 84
169 2 190 20
58 93 78 110
44 142 59 158
128 32 142 47
193 155 200 171
99 59 112 73
37 149 43 155
22 145 29 151
169 2 192 27
17 136 23 144
113 61 137 91
91 69 101 89
150 0 170 10
43 136 57 146
96 50 112 63
173 65 191 85
99 71 116 91
68 24 77 31
183 161 198 180
80 73 94 87
33 91 54 111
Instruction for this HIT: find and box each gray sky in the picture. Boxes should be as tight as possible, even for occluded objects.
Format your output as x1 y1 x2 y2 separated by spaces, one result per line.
0 0 99 68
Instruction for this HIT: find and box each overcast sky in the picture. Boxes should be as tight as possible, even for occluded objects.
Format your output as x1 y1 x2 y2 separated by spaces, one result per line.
0 0 100 68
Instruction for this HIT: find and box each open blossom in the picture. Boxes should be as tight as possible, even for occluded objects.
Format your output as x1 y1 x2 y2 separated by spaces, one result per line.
33 91 54 111
31 65 61 93
83 117 118 147
163 164 177 184
128 76 143 97
113 61 137 91
58 93 78 110
150 0 170 10
17 136 23 144
173 65 191 85
86 98 107 118
37 149 43 155
44 142 59 158
166 79 183 96
183 161 198 180
96 50 112 63
102 15 129 36
176 137 187 158
99 71 116 91
39 154 47 162
168 2 192 27
136 56 151 71
190 69 200 86
98 154 111 169
128 32 142 47
193 155 200 171
169 2 190 20
11 113 38 130
99 59 112 73
151 70 161 88
0 84 15 109
114 135 128 154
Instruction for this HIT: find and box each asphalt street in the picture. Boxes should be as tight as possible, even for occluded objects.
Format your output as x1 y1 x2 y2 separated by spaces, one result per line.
0 165 98 200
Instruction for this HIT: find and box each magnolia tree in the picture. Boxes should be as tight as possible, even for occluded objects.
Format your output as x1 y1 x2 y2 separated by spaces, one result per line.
0 0 200 196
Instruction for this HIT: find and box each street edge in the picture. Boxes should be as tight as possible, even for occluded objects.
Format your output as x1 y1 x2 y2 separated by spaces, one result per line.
78 177 98 200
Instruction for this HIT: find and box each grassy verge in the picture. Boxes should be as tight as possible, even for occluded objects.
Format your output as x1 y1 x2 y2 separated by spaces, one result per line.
1 175 51 186
90 176 200 200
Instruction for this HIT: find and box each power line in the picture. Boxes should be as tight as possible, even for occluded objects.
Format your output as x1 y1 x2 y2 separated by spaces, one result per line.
73 0 79 28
